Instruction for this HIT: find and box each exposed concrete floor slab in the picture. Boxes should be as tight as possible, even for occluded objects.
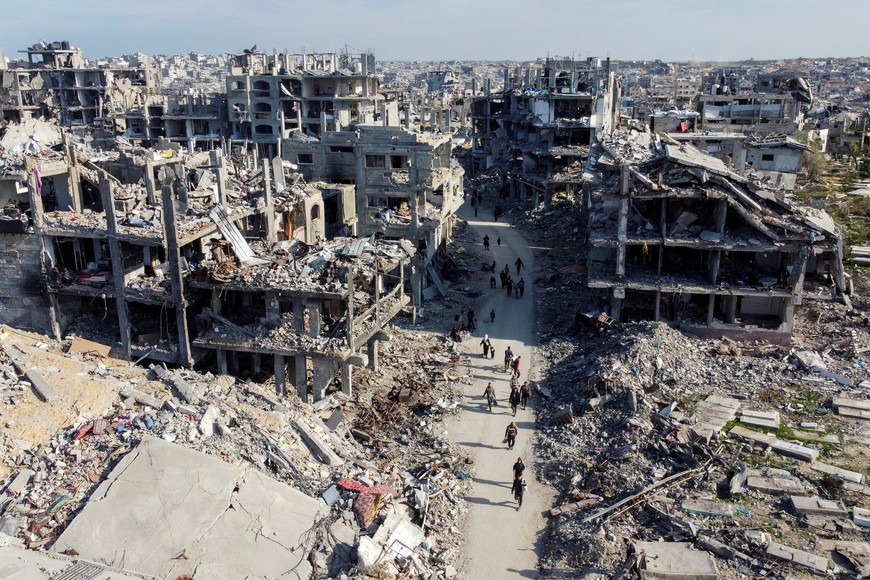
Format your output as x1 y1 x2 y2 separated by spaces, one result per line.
53 435 323 579
635 541 718 579
0 546 153 579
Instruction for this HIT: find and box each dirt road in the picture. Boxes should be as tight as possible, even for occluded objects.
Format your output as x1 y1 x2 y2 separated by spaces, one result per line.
448 203 554 578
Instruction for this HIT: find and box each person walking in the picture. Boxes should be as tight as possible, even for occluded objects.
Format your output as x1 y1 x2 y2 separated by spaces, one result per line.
504 421 518 450
490 275 496 288
500 270 508 288
488 338 495 359
497 236 501 247
467 309 476 332
505 277 513 297
520 381 532 410
509 386 521 416
511 355 521 379
512 457 525 481
511 475 526 509
482 382 497 412
514 284 520 298
503 347 514 372
483 235 490 251
490 260 496 273
480 334 490 357
515 257 524 274
517 277 525 298
490 309 496 324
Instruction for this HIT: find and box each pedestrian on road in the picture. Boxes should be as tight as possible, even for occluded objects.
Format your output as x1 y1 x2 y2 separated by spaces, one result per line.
500 270 507 288
486 338 494 359
467 309 476 332
503 347 513 372
520 381 532 410
490 275 496 288
483 235 490 251
518 278 525 298
513 457 525 480
515 257 523 274
497 236 501 246
490 260 496 273
509 386 521 416
490 309 496 324
514 284 520 298
504 421 518 449
511 476 526 509
511 355 522 379
483 382 497 412
494 207 500 222
623 538 643 579
505 277 513 297
474 205 478 217
510 375 519 390
480 334 490 357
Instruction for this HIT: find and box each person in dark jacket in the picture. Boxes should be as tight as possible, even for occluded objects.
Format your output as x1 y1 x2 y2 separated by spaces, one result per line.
509 386 521 416
504 421 518 450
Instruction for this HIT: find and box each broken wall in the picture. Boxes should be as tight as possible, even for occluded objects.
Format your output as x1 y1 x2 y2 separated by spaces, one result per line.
0 234 53 334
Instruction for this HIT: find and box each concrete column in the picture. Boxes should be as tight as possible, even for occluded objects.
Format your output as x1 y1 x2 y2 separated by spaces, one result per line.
732 140 747 174
252 352 261 375
367 339 379 372
65 144 82 212
161 185 194 367
274 354 286 396
306 300 321 337
292 298 305 332
262 159 277 244
210 150 227 207
265 293 280 327
295 355 308 400
229 350 240 374
216 350 228 375
143 161 157 205
340 363 353 396
100 178 131 359
725 295 737 324
707 295 716 325
311 358 334 401
654 290 661 321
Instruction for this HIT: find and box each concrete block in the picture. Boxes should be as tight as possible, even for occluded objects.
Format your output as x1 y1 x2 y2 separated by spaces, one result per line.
740 409 780 430
765 542 828 574
728 425 776 446
2 469 33 495
634 541 718 579
747 470 806 496
682 498 733 518
322 485 340 506
771 440 819 462
25 369 57 402
811 461 864 484
789 495 848 516
854 507 870 528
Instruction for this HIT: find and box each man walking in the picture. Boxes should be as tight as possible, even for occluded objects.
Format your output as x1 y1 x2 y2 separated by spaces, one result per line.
490 309 496 324
517 278 525 298
504 346 514 372
504 421 517 450
483 235 490 251
511 355 522 379
515 257 523 274
467 309 476 332
509 386 521 416
505 277 513 297
482 382 497 412
520 381 532 410
511 476 526 509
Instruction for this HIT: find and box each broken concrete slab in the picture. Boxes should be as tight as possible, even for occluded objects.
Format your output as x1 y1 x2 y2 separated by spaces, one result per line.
292 419 345 466
740 409 780 430
25 369 57 402
689 395 741 442
765 542 828 574
771 439 819 462
833 541 870 577
634 541 718 579
0 545 154 580
854 507 870 528
747 468 806 496
811 461 864 484
1 470 33 496
791 429 839 444
834 398 870 420
53 435 323 579
682 498 733 518
789 495 848 517
118 387 163 410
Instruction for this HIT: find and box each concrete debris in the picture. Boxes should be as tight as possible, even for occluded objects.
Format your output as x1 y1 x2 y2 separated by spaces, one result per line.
765 541 829 574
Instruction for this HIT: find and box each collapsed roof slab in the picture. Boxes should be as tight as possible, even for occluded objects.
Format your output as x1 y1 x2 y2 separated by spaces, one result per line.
53 435 324 579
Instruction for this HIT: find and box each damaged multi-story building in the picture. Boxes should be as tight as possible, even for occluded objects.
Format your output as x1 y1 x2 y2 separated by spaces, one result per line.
585 130 846 344
470 56 621 205
0 41 225 150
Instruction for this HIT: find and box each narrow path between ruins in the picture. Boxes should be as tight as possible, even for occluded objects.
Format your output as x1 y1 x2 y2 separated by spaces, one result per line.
448 202 555 578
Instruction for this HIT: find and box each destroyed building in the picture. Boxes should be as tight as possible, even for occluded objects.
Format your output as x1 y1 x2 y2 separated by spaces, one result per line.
0 41 225 150
281 125 465 305
586 131 846 344
226 49 391 148
470 56 621 204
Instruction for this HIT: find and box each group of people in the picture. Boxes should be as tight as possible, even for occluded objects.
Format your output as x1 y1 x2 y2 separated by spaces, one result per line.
494 261 525 298
451 309 476 341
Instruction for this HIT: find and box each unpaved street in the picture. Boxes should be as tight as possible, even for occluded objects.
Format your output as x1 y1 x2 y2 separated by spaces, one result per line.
448 203 555 578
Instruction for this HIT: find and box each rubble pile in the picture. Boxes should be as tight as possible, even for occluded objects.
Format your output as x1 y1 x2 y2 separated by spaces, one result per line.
0 317 475 578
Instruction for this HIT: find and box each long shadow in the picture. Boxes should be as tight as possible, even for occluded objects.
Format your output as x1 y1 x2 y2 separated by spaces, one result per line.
505 568 539 579
457 402 513 416
464 495 516 508
472 477 512 489
456 440 503 450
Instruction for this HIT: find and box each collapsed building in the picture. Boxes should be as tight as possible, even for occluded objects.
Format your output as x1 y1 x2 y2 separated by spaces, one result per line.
586 130 846 344
470 56 621 205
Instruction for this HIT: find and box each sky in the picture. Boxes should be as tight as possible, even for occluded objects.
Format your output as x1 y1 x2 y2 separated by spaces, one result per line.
1 0 868 63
